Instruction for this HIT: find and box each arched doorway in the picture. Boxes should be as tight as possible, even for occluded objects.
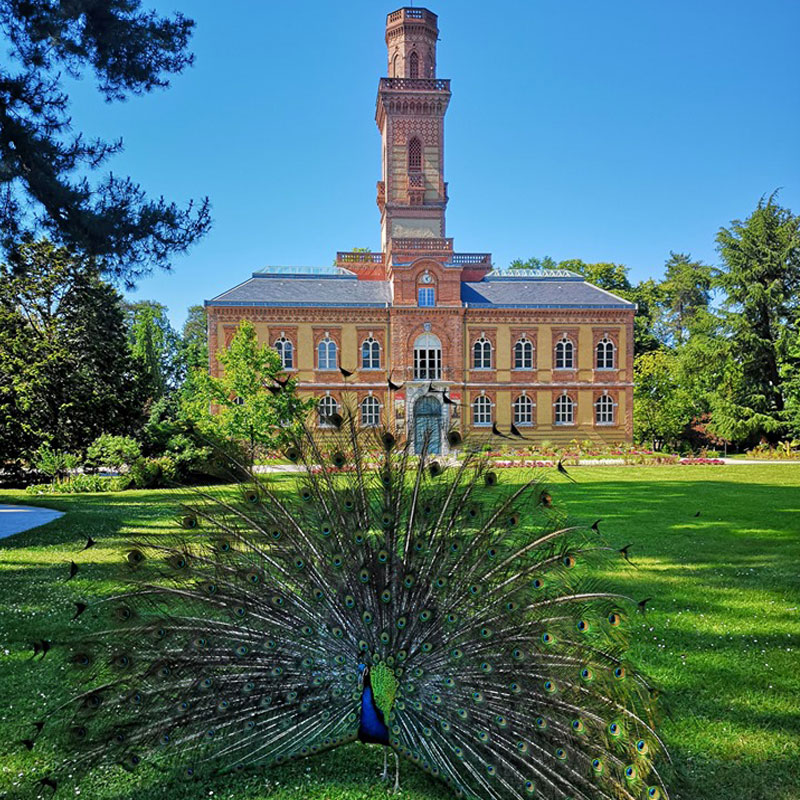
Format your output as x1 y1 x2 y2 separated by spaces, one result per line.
414 395 441 455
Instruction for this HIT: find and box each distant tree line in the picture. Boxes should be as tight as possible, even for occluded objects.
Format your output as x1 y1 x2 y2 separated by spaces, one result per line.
510 193 800 451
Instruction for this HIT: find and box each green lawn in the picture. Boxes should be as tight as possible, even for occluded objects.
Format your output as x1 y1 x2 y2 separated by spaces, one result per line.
1 465 799 800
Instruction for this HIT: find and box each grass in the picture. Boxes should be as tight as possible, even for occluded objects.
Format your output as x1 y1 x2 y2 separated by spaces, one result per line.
1 465 799 800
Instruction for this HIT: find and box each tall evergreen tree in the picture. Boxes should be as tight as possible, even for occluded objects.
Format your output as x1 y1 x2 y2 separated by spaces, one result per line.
0 1 210 285
660 252 714 346
0 240 144 462
713 193 800 443
125 300 183 400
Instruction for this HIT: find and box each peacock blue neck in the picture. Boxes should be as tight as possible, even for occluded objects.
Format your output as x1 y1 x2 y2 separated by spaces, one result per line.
358 684 390 745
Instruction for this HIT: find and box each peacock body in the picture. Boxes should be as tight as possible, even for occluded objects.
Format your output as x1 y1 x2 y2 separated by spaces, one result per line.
29 414 669 800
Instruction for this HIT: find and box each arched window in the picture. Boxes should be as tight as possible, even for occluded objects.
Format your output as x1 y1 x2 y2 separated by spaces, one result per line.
555 337 574 369
513 394 534 426
317 336 337 370
514 338 534 370
392 53 400 77
317 395 339 427
595 394 616 425
414 333 442 380
473 395 492 426
596 337 615 369
408 136 422 171
472 335 492 370
409 50 419 78
361 337 381 370
360 395 381 427
274 335 293 369
554 393 574 425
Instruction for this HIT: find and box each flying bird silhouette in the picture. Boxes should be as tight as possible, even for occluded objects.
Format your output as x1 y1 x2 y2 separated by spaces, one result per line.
387 373 403 391
491 422 510 438
509 422 528 439
557 460 576 483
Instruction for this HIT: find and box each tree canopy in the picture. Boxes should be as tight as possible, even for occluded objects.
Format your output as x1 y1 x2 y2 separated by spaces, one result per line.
0 240 142 462
0 0 210 285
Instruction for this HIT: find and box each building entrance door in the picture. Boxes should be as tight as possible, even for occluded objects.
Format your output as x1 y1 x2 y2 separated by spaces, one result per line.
414 395 441 455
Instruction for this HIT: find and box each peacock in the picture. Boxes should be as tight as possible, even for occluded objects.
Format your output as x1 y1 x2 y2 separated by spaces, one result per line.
24 410 670 800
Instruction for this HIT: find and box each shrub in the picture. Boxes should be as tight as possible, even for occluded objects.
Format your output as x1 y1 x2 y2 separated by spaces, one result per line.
85 434 142 471
32 444 79 479
26 474 128 494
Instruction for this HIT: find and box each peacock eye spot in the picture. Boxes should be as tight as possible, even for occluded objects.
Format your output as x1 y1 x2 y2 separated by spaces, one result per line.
636 739 649 753
608 612 621 626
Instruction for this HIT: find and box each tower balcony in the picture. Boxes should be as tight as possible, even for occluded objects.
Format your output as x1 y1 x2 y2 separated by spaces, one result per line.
379 77 450 93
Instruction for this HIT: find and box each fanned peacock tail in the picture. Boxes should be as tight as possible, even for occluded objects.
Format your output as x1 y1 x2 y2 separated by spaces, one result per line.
29 410 670 800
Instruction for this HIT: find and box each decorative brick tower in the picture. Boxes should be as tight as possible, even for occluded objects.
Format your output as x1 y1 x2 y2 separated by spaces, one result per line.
376 8 450 251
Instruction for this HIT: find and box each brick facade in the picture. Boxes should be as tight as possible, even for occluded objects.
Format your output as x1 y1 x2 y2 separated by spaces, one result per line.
205 8 636 453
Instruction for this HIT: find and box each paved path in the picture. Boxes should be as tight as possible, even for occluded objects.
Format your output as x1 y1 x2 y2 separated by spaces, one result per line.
0 503 64 540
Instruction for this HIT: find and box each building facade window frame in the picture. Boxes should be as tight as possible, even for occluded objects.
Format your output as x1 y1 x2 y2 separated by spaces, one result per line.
472 393 493 427
360 395 381 427
554 392 575 425
513 393 535 426
361 335 381 370
554 336 575 370
413 333 442 380
408 135 422 171
418 286 435 307
595 336 616 370
595 393 617 425
472 333 493 370
513 337 534 370
317 394 339 428
274 334 294 370
317 335 337 371
409 50 420 79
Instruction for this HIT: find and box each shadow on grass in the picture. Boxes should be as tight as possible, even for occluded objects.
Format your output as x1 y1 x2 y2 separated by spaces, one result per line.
2 476 799 800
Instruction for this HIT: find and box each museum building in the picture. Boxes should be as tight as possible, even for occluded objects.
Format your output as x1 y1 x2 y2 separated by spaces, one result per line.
206 7 636 454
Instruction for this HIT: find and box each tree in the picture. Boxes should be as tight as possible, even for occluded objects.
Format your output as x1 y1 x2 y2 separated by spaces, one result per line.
558 259 632 293
125 300 183 400
508 256 558 271
633 350 697 450
713 193 800 443
0 1 210 285
0 240 143 463
182 305 208 372
185 321 312 461
660 252 714 346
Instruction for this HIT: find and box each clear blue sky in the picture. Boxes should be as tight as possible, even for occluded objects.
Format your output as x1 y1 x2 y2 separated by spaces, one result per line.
67 0 799 329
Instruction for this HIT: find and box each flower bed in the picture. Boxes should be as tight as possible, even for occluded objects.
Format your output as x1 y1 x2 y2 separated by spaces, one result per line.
679 457 725 465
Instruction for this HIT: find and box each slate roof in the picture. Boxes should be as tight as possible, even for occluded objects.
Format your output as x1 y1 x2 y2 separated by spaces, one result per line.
208 273 392 307
461 274 635 309
207 270 635 310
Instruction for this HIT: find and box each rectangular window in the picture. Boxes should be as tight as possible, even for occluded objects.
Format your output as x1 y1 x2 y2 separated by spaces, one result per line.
418 287 435 307
413 348 441 380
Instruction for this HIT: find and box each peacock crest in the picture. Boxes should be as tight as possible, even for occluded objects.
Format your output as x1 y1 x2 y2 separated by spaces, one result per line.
27 412 670 800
